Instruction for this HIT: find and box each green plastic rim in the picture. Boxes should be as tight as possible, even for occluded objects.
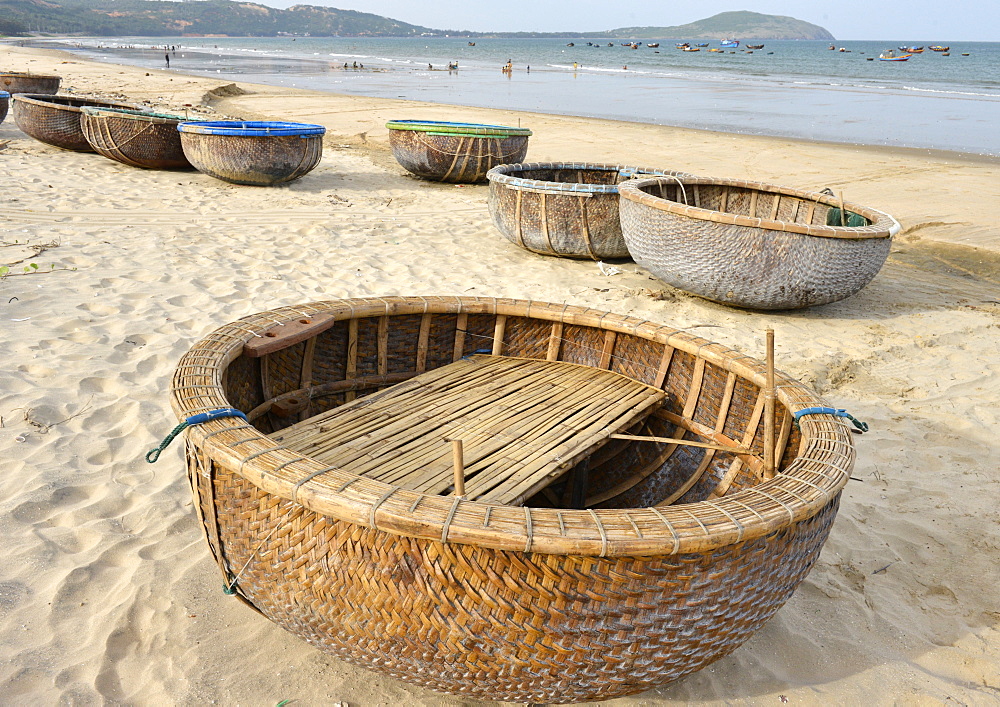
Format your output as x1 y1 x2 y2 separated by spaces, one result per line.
387 120 531 138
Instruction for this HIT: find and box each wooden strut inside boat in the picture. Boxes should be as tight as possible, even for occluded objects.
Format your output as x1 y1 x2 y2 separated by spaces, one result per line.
245 310 780 510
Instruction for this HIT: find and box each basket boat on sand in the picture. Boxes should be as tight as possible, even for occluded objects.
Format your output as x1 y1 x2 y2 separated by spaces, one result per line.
0 72 61 95
0 91 8 125
81 107 192 170
387 120 531 183
11 93 136 151
487 162 692 260
177 120 325 186
168 296 856 704
619 176 901 310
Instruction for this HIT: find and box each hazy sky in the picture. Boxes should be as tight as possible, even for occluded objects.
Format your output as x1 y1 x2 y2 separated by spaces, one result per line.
258 1 998 41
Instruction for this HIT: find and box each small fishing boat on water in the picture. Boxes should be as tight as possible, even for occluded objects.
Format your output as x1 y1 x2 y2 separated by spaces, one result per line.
746 44 764 50
899 46 924 53
647 43 660 48
879 50 912 61
683 46 700 52
720 39 739 47
695 43 709 47
930 45 949 52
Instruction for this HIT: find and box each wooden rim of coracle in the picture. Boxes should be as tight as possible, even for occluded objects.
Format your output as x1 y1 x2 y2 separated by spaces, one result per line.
177 120 326 137
619 175 901 240
486 162 695 194
387 120 532 137
81 106 188 124
12 93 136 113
169 296 855 557
0 71 61 80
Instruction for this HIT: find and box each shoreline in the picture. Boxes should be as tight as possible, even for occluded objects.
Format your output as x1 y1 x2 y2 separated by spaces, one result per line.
2 42 1000 705
15 36 1000 158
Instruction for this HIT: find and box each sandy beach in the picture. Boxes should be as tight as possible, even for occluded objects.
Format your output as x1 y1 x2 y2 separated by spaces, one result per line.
2 42 1000 705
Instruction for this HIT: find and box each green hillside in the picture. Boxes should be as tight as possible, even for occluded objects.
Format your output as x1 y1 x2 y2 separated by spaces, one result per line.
609 11 835 40
0 2 833 40
0 0 438 37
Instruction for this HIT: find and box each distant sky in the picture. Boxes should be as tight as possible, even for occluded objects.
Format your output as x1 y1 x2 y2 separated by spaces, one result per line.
256 1 998 41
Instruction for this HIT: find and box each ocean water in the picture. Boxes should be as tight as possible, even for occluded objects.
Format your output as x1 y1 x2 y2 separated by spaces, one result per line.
37 36 1000 156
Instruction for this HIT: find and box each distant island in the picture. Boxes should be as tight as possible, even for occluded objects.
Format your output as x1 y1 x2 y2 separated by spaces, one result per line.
0 1 834 40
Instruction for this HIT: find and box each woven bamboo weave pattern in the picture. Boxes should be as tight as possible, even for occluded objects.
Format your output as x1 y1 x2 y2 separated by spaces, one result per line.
619 176 901 310
169 296 856 702
81 108 191 169
487 163 692 260
11 93 136 152
0 72 60 95
178 130 323 185
388 127 529 183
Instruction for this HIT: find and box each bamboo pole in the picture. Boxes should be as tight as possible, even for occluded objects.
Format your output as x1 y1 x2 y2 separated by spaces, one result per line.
763 329 776 479
838 191 846 226
610 434 750 455
452 439 465 497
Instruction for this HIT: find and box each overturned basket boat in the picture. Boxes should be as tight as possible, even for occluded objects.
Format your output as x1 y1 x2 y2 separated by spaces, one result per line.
488 162 693 260
177 120 325 186
166 296 856 703
387 120 531 183
620 176 901 309
0 71 60 95
11 93 136 151
81 107 192 169
0 91 8 126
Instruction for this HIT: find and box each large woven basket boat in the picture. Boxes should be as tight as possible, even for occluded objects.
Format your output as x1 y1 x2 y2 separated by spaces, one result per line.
619 176 901 309
487 162 693 259
0 91 8 126
11 93 137 151
387 120 531 183
0 71 61 95
81 107 192 169
167 296 856 703
177 120 325 186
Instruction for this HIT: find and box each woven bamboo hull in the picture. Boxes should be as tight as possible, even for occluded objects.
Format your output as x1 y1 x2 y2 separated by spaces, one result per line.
81 110 191 169
0 72 60 95
389 129 529 183
11 94 136 152
619 177 900 310
170 296 856 702
179 132 323 185
487 163 691 260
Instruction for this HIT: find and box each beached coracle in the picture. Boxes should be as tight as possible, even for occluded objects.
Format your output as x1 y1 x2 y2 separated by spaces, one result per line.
81 107 192 170
0 91 8 126
487 162 692 259
177 120 325 185
387 120 531 183
167 296 856 703
11 93 137 151
619 176 901 309
0 71 61 95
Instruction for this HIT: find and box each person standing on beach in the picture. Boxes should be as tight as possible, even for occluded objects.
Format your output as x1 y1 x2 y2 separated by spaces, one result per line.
165 52 170 68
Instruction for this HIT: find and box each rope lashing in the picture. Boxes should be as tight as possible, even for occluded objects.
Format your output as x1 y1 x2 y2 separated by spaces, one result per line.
793 407 869 433
146 407 248 463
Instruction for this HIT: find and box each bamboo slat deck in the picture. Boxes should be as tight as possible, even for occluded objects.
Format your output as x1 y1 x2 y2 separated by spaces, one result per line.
271 354 665 505
169 296 857 703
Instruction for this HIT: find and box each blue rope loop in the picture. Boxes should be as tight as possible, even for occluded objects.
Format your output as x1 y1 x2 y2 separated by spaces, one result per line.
793 406 869 433
146 407 248 463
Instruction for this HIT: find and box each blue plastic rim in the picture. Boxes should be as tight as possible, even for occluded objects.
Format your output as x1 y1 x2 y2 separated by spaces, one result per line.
0 91 9 99
387 119 531 137
177 121 326 137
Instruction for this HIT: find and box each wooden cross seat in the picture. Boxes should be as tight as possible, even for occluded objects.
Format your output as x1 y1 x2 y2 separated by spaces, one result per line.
270 354 666 506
